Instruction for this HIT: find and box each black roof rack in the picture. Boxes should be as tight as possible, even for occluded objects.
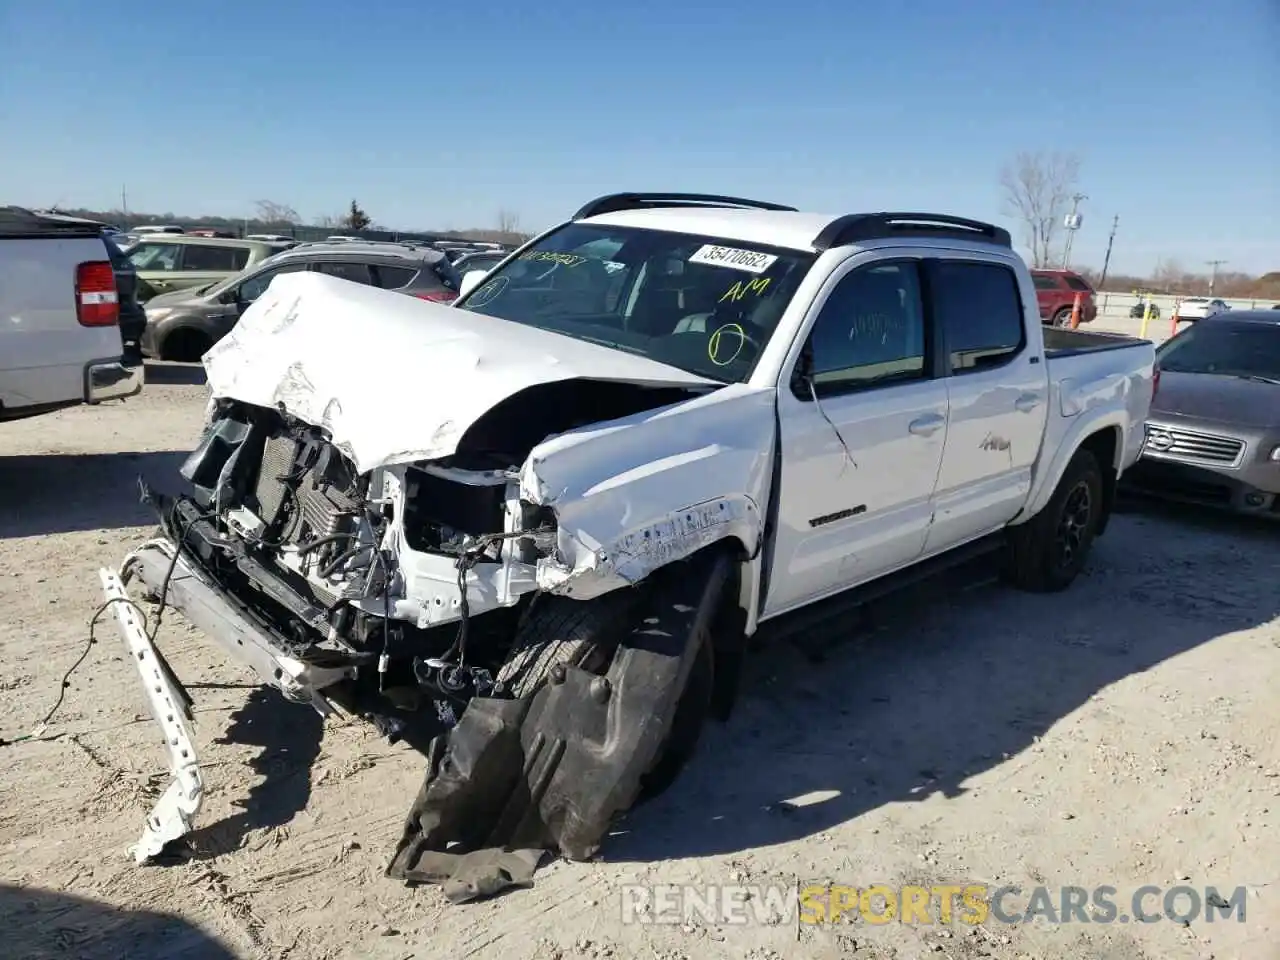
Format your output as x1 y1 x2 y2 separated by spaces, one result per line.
573 193 798 220
813 212 1011 251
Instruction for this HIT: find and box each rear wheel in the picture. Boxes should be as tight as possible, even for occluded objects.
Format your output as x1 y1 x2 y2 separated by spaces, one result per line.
1051 307 1073 328
160 328 213 363
1004 449 1103 592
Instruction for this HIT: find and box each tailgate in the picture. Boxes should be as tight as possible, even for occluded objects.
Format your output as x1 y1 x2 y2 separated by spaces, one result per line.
0 209 125 408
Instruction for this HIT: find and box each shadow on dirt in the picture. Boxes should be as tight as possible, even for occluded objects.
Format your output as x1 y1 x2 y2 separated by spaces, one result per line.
603 509 1280 863
0 883 237 959
0 451 187 538
180 687 324 860
145 362 207 386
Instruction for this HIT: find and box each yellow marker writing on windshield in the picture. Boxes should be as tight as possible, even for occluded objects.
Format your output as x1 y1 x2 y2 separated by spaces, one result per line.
708 323 747 366
720 276 771 303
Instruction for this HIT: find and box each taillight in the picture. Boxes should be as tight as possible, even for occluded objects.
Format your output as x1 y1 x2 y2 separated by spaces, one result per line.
76 261 119 326
414 290 457 303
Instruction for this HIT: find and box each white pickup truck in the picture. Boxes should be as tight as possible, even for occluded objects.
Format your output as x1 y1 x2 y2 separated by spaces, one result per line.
0 207 143 421
101 195 1156 893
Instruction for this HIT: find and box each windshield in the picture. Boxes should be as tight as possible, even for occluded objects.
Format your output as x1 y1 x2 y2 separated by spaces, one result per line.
1157 320 1280 382
455 223 816 382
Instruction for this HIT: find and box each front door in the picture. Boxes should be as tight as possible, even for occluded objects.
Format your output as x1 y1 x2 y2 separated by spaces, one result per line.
923 257 1048 553
763 259 948 618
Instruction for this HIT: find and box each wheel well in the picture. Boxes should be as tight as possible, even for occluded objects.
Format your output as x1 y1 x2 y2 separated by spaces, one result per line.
160 326 213 363
670 538 749 723
1079 427 1120 535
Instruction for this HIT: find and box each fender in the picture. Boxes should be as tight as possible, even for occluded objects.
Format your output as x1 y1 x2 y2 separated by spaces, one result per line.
1016 412 1125 525
518 384 776 609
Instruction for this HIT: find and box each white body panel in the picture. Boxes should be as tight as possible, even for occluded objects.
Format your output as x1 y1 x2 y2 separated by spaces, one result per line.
0 236 131 414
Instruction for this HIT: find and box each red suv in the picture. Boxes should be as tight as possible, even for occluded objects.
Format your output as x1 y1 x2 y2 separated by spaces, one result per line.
1031 270 1098 326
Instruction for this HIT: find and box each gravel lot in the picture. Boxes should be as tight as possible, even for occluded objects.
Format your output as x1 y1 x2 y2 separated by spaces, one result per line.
2 349 1277 960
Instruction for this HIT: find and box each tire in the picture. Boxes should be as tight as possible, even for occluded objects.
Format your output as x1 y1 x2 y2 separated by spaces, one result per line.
1003 449 1103 592
495 591 638 699
160 328 213 363
1051 307 1073 328
496 552 731 800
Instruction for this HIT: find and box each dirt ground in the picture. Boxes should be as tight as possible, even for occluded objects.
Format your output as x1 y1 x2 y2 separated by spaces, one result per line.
2 357 1278 960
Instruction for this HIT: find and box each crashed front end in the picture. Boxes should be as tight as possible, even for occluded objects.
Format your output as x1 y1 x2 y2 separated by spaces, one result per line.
99 272 771 896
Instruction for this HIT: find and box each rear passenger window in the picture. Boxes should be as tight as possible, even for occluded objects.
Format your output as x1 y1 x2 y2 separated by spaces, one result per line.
931 261 1025 373
313 262 374 285
183 245 251 271
804 262 926 396
373 265 417 289
1063 275 1092 292
1032 274 1058 291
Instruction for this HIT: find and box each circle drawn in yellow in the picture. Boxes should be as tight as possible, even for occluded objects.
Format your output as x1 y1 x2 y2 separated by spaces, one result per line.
708 323 747 366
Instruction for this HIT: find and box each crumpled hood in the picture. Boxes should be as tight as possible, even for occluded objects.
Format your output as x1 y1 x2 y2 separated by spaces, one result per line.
201 271 718 474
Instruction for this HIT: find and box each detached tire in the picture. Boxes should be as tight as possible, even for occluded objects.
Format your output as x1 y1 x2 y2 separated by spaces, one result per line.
1004 448 1103 592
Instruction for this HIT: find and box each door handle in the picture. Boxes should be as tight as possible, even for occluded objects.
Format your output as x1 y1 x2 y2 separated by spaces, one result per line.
908 413 945 437
1015 393 1041 412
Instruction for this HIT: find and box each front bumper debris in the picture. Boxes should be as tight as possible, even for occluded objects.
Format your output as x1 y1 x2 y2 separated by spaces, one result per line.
98 538 356 861
99 531 726 898
99 564 203 862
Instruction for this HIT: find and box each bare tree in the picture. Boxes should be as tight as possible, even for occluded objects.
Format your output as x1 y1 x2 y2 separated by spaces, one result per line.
496 209 520 234
999 151 1082 268
313 213 343 228
254 200 299 226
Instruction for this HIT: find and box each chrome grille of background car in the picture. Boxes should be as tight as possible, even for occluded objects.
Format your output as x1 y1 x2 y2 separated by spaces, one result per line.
1143 423 1245 467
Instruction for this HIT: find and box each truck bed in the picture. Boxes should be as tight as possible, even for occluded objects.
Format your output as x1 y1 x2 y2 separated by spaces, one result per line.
1043 326 1147 358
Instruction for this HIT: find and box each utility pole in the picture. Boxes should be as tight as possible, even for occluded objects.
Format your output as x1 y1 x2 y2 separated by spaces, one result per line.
121 185 128 218
1205 259 1227 295
1061 192 1088 270
1098 214 1119 290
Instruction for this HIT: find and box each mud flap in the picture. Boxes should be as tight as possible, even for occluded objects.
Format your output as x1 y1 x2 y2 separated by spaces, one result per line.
387 551 732 901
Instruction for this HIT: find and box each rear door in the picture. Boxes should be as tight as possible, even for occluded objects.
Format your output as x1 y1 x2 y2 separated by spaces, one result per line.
922 257 1048 554
763 257 949 617
311 260 375 286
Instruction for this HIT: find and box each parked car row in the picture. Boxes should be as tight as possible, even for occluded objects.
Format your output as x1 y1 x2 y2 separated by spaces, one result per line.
140 239 462 361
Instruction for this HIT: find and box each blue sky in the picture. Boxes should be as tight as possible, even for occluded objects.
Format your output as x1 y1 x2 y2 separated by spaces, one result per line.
1 0 1276 275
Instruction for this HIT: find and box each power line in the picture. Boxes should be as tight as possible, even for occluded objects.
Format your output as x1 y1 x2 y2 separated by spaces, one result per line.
1098 214 1120 290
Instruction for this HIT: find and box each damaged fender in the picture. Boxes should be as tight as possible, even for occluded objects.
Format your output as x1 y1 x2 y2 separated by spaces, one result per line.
387 549 736 899
517 383 776 606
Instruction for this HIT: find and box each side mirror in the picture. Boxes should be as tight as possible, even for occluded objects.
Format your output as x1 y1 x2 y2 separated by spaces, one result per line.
458 269 488 300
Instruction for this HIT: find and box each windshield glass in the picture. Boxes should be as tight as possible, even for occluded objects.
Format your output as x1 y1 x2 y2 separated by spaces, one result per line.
1157 320 1280 381
455 223 816 382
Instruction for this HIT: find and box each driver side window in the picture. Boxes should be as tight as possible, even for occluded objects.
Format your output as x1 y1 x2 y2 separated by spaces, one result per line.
235 261 310 303
804 261 926 397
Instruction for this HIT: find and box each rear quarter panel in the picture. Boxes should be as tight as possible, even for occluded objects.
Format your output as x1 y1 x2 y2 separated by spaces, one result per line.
1019 342 1156 520
0 237 123 409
